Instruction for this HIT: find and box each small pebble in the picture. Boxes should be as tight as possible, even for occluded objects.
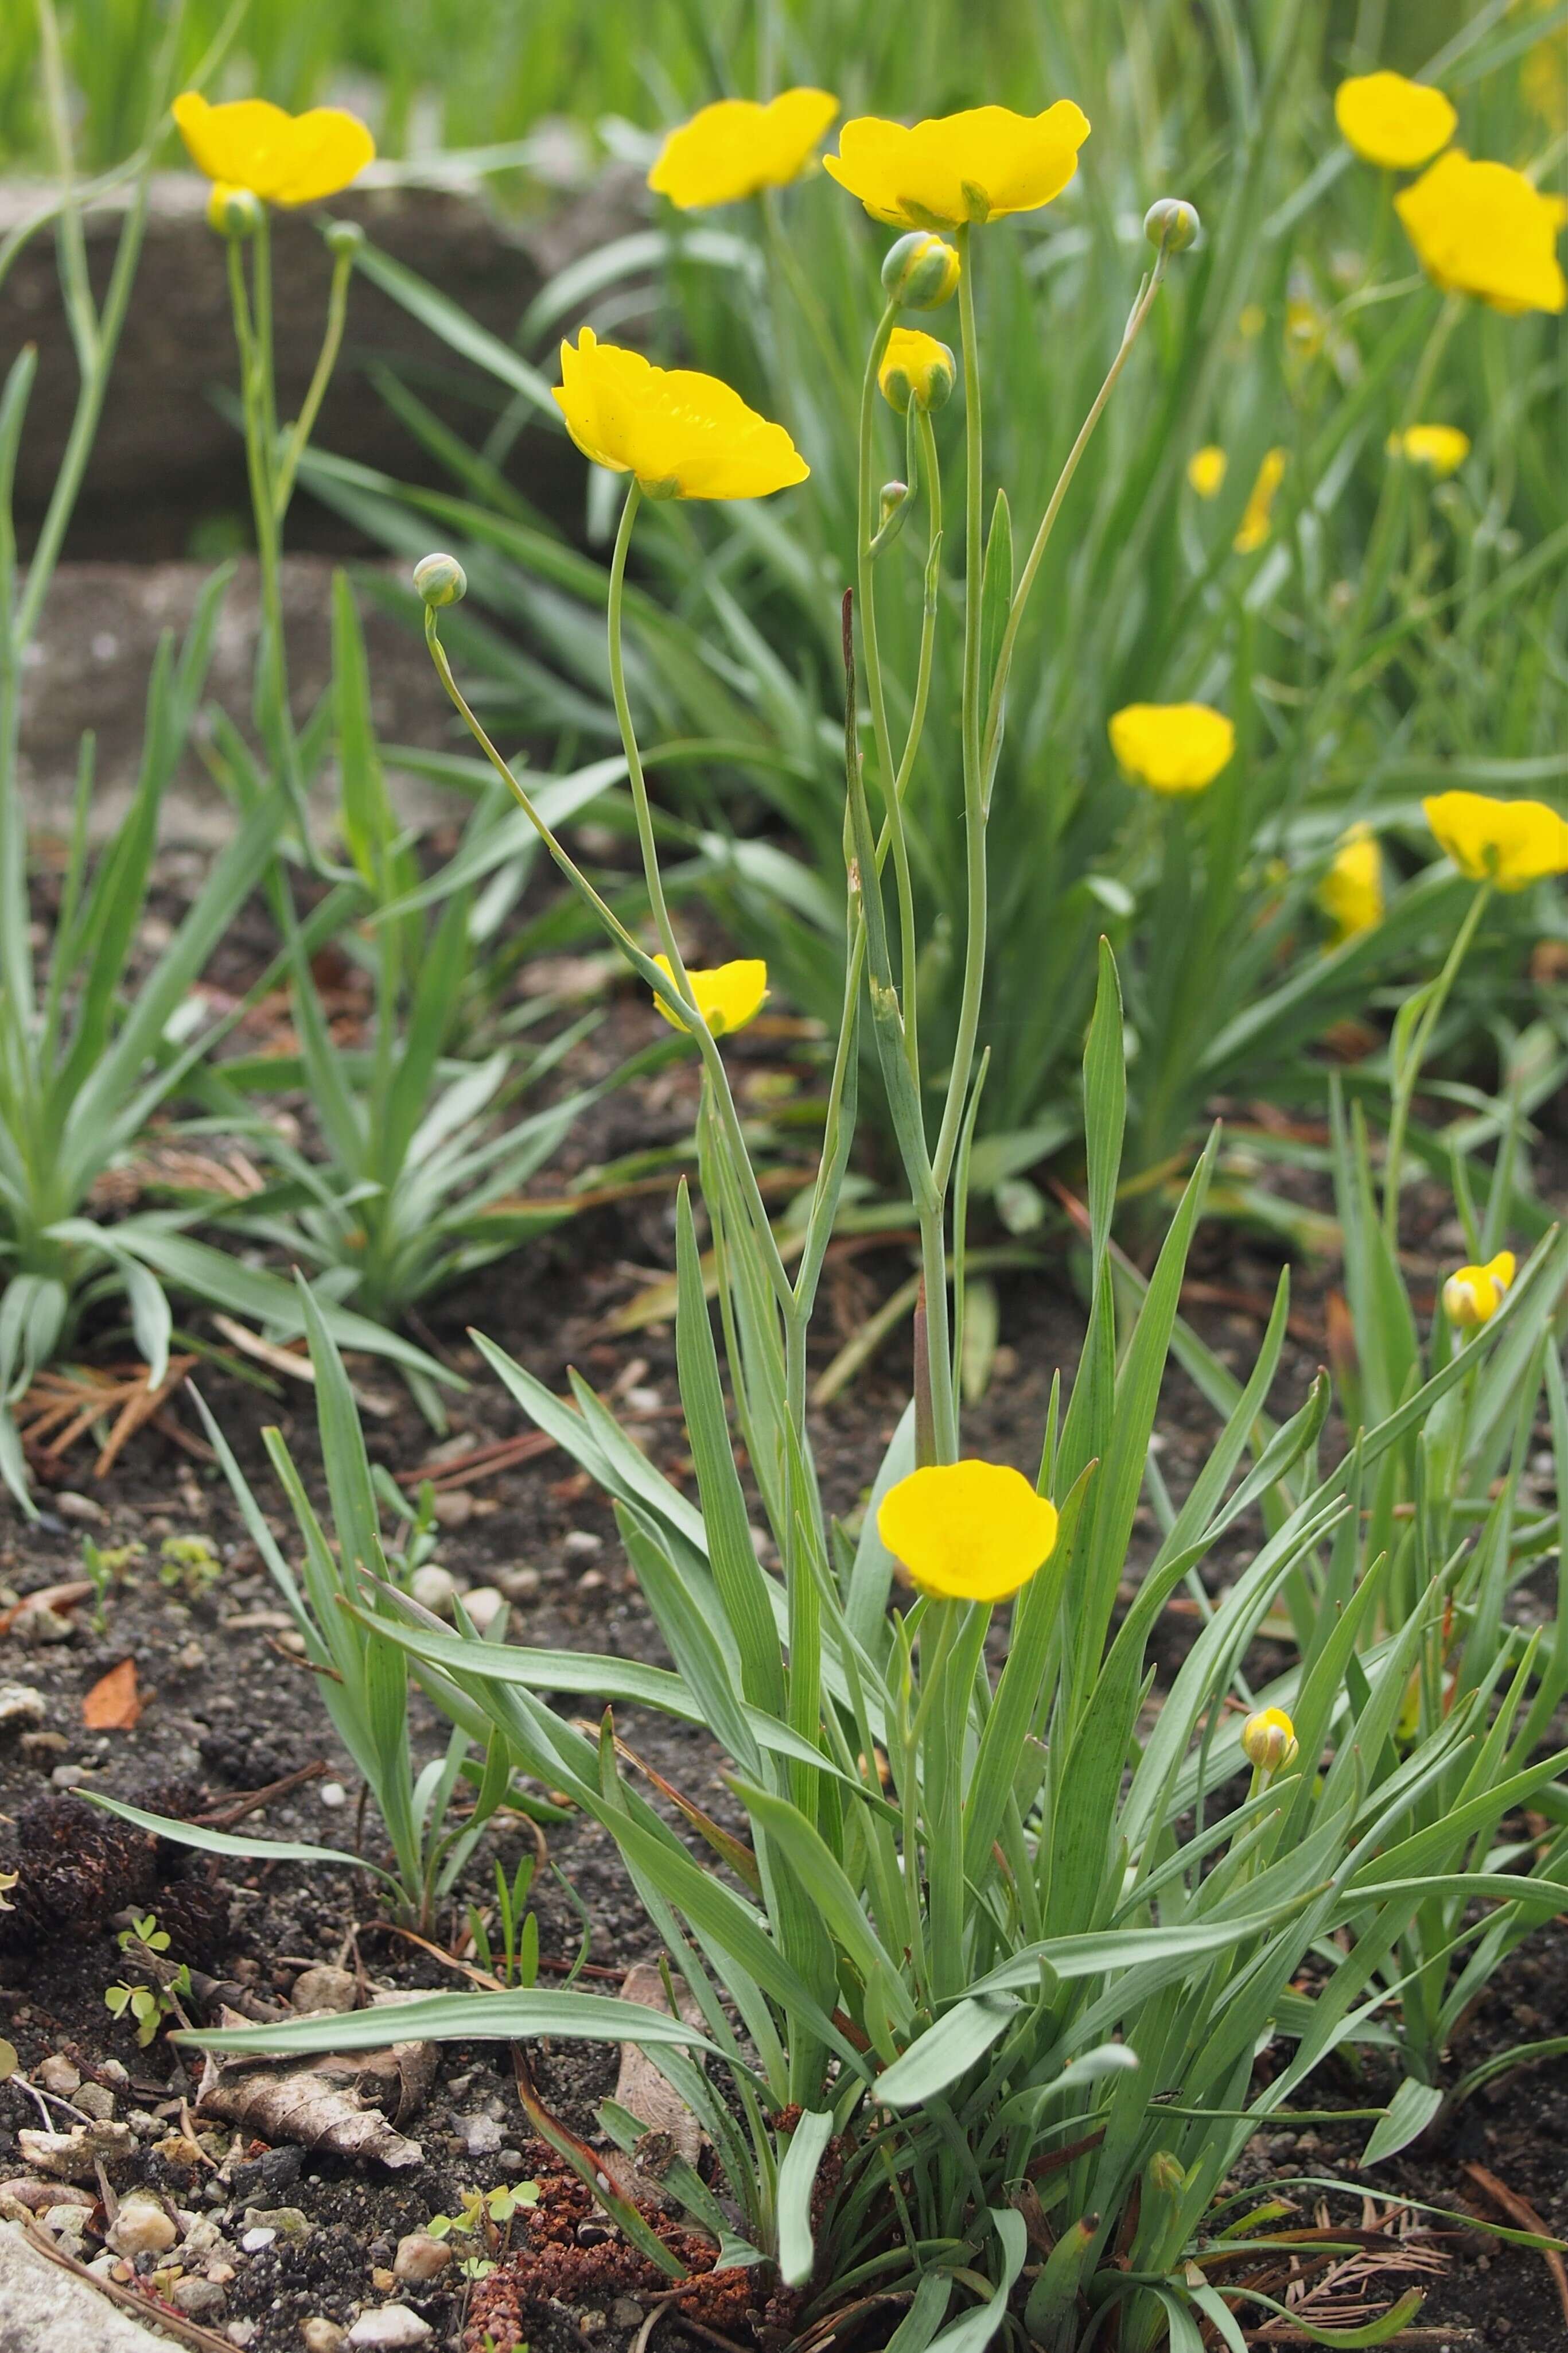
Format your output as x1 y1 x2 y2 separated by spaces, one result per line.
244 2204 313 2241
75 2082 115 2121
347 2311 433 2349
49 1762 86 1786
409 1564 461 1615
228 2326 259 2349
318 1781 348 1809
0 1684 47 1731
430 1489 474 1529
496 1567 540 1602
240 2226 277 2253
302 2324 348 2353
108 2197 178 2257
35 2055 81 2098
461 1586 505 1633
563 1529 602 1559
393 2232 450 2282
55 1492 106 1524
578 1570 605 1593
454 2110 503 2157
624 1386 662 1414
172 2277 228 2320
20 1611 75 1645
611 2299 646 2328
290 1964 358 2015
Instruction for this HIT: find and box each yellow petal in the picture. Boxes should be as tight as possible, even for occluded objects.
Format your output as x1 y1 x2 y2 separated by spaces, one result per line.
1423 790 1568 890
648 88 839 209
876 1461 1058 1603
1333 72 1456 169
173 91 373 205
824 102 1089 228
1390 423 1470 476
1442 1249 1516 1328
1108 702 1235 795
553 328 807 500
1186 444 1227 498
1318 825 1384 942
1234 446 1287 553
1396 150 1567 316
651 954 768 1038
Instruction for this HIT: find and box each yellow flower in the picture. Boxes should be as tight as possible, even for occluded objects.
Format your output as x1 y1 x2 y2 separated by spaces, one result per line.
1241 1707 1298 1773
1234 446 1287 553
173 91 375 207
1109 702 1235 795
1333 72 1456 170
1396 151 1567 315
876 1461 1059 1604
651 955 768 1038
824 102 1090 229
1186 445 1227 499
647 88 839 209
1443 1250 1516 1329
1388 424 1470 476
1318 824 1383 942
878 328 955 414
1423 790 1568 890
553 329 807 500
1237 303 1267 339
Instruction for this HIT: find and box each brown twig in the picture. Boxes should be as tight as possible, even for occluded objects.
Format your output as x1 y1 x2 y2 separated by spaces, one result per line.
1462 2162 1568 2326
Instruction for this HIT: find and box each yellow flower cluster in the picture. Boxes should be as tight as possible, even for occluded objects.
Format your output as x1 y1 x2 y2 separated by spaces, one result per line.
1443 1251 1516 1330
173 91 374 207
877 1461 1059 1603
1424 791 1568 890
648 88 838 209
553 328 807 501
1109 703 1235 795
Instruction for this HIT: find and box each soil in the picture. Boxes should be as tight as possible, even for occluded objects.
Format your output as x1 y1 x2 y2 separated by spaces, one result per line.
1 860 1566 2353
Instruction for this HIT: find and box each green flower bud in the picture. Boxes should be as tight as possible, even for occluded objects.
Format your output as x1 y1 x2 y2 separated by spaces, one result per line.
881 230 962 310
324 218 366 260
1144 198 1200 255
1241 1707 1298 1774
413 552 467 608
207 183 263 240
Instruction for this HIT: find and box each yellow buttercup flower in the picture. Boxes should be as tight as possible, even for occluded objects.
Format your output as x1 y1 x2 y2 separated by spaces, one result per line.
1109 703 1235 796
878 328 955 414
1318 825 1383 943
876 1461 1059 1605
173 91 375 207
1396 152 1567 316
553 329 807 501
651 955 768 1038
1443 1250 1516 1329
1333 72 1456 170
1423 790 1568 890
647 88 839 209
1186 445 1227 499
1241 1707 1298 1773
824 102 1090 229
1388 424 1470 477
1234 447 1287 553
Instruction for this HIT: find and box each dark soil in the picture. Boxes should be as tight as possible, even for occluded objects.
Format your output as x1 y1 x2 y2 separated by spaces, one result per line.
1 869 1566 2352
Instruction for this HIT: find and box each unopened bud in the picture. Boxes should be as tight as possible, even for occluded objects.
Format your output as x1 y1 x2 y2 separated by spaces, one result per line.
1442 1251 1514 1331
881 230 962 310
324 218 365 259
878 481 909 529
1147 2150 1186 2199
1144 198 1200 255
878 329 956 416
207 182 263 240
413 552 467 608
1241 1707 1298 1774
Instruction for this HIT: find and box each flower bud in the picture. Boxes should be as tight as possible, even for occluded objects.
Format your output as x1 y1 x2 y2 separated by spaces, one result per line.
413 552 467 608
207 182 263 239
1144 197 1200 255
1146 2150 1186 2199
878 481 909 529
881 230 962 310
878 329 956 416
1241 1707 1298 1774
1442 1250 1515 1330
324 218 366 259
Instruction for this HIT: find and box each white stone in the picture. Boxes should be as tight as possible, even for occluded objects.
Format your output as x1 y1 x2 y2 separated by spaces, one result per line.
240 2226 277 2252
0 1684 48 1731
460 1585 505 1633
301 2322 348 2353
392 2232 450 2282
408 1565 460 1616
319 1780 348 1808
454 2110 503 2156
108 2196 178 2257
35 2053 81 2096
290 1964 359 2014
563 1529 602 1558
347 2310 434 2348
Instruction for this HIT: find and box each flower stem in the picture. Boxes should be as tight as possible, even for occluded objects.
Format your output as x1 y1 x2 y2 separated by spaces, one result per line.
1382 879 1491 1245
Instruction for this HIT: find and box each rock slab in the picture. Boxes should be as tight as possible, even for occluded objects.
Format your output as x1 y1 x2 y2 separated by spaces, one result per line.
0 2222 177 2352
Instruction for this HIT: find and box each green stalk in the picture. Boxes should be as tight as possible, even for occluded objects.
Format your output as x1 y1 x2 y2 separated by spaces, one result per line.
1382 880 1491 1244
274 240 358 520
606 482 687 984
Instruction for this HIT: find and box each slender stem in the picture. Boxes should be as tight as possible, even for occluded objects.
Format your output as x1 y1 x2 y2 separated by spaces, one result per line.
606 483 687 983
978 254 1171 802
1382 880 1491 1244
890 407 943 807
274 244 356 521
931 225 987 1197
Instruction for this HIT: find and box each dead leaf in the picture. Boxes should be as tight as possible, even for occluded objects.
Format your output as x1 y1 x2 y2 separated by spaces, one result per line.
194 2005 431 2168
612 1960 705 2168
82 1658 142 1731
